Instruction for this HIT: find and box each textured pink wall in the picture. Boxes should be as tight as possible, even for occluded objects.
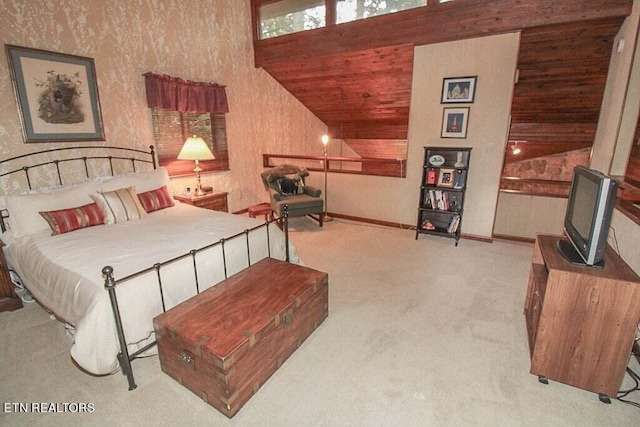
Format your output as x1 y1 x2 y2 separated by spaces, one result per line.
0 0 326 208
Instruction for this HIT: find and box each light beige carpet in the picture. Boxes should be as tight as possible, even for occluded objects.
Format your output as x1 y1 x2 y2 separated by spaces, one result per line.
1 218 639 426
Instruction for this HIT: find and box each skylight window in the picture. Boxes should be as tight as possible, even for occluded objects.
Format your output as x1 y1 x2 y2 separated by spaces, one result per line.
336 0 427 24
260 0 326 39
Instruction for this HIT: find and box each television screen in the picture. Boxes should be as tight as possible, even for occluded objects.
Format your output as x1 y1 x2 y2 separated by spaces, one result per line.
566 174 599 244
559 166 617 268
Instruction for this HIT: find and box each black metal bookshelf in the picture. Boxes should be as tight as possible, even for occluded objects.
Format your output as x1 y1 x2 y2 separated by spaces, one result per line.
415 147 471 246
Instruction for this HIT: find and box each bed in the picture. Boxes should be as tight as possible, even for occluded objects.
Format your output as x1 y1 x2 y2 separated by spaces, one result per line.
0 146 297 388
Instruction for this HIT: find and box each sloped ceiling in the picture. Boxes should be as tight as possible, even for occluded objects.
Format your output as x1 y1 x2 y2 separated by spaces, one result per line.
263 44 414 140
252 0 632 143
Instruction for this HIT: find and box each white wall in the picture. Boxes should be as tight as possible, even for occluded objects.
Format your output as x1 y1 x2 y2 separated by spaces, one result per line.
591 0 640 174
611 0 640 176
493 193 565 238
312 33 520 239
610 211 640 273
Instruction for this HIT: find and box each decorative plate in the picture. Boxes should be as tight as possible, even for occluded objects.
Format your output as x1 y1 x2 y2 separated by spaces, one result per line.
429 155 445 166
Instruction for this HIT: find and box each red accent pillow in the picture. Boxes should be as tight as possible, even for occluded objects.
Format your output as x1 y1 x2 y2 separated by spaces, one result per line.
137 185 175 213
39 203 105 235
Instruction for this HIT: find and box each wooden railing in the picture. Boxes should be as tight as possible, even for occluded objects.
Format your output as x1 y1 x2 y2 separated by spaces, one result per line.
499 176 571 198
262 153 406 178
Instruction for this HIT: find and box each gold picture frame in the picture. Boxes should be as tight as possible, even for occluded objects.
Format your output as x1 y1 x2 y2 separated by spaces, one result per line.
437 168 455 188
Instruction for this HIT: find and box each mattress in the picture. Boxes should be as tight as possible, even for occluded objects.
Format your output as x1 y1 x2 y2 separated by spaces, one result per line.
3 202 299 375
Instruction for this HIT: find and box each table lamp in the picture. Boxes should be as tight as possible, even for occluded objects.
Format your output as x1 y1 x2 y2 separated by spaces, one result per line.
177 135 215 196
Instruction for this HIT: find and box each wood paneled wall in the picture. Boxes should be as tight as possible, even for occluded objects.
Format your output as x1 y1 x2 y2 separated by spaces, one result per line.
253 0 631 64
507 19 622 171
252 0 632 159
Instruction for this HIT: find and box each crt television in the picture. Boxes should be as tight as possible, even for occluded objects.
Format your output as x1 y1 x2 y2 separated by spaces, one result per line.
557 165 617 268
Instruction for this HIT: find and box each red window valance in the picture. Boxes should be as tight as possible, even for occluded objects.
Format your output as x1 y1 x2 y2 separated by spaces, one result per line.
143 72 229 114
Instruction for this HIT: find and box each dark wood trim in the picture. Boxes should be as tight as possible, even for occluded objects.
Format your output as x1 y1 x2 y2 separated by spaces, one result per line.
327 212 493 243
492 233 536 244
0 242 22 312
499 189 568 199
460 233 493 244
499 177 571 198
325 0 336 27
500 177 571 185
263 153 406 178
329 212 413 230
0 297 23 312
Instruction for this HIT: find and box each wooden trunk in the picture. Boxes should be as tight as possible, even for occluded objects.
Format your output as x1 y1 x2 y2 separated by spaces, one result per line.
153 258 328 418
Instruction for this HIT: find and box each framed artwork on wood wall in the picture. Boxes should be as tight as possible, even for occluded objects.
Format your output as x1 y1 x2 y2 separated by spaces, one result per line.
5 45 105 143
441 76 477 103
441 107 469 139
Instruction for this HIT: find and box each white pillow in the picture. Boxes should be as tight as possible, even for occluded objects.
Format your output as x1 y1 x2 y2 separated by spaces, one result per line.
4 180 100 238
90 186 147 225
99 167 170 193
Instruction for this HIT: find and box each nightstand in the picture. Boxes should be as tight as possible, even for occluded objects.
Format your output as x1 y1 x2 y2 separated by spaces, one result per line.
174 192 228 212
0 241 22 312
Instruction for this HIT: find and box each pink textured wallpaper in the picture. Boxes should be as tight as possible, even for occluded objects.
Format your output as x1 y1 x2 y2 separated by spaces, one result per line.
0 0 326 209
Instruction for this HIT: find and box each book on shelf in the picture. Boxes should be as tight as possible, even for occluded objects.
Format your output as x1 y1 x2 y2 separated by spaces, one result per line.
429 190 447 211
425 190 459 212
447 215 460 233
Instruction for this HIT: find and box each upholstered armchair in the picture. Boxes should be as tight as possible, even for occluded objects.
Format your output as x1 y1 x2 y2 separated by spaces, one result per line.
260 164 324 227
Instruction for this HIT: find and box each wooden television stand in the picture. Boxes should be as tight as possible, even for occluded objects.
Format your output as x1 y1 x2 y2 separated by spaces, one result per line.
525 234 640 402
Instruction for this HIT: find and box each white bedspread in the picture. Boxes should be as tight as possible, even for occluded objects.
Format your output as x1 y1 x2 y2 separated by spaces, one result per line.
4 203 299 375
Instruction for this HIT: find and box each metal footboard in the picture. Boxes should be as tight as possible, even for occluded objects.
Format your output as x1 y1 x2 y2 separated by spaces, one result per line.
102 209 290 391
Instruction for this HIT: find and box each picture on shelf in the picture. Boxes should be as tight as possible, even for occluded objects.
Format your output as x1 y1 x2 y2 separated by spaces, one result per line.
437 168 455 188
428 154 446 166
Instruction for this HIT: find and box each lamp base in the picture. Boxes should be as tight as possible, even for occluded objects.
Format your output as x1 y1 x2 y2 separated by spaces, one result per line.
322 213 333 222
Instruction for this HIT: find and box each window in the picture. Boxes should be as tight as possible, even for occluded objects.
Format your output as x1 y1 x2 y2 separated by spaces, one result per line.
259 0 326 39
151 108 229 177
336 0 427 24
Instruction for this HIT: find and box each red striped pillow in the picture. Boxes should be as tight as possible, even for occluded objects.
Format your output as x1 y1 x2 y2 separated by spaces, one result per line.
39 203 105 235
137 185 175 213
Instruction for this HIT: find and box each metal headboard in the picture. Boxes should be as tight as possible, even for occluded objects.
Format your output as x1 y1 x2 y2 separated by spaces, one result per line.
0 145 157 232
0 145 156 190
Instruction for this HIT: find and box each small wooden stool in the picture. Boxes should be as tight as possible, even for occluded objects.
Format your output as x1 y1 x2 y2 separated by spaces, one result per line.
248 203 272 220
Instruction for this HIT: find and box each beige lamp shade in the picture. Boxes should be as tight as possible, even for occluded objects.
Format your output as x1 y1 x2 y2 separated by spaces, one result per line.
177 135 215 161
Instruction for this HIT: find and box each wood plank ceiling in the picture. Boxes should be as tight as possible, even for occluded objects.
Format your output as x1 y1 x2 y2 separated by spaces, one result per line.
506 18 624 164
262 44 414 139
252 0 632 148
